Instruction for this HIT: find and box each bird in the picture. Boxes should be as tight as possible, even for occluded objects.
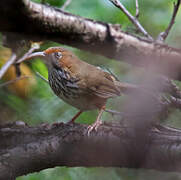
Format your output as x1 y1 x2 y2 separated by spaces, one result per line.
24 47 137 134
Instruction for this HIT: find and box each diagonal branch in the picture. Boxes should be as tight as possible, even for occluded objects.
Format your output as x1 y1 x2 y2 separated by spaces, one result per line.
0 53 17 79
157 0 181 41
108 0 153 40
0 43 40 90
35 71 49 83
16 43 41 64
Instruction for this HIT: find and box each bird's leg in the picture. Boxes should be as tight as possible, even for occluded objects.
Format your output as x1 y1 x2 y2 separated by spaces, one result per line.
68 111 82 123
87 106 105 136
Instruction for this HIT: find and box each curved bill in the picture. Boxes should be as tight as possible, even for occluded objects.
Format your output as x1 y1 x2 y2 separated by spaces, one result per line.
17 51 45 63
29 52 45 58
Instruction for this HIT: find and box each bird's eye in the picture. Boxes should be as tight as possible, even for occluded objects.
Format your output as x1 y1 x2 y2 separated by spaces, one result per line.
54 52 62 59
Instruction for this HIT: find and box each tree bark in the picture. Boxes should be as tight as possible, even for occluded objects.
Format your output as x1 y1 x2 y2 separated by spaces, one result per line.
1 0 181 80
0 122 181 179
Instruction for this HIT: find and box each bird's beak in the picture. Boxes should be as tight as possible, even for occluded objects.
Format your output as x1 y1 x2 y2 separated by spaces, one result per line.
29 51 46 58
16 51 46 63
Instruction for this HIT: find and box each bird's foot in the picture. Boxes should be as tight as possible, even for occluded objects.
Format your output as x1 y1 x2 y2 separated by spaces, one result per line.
87 120 102 136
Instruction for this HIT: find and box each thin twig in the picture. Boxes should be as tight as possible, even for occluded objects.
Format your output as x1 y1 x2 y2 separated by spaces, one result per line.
135 0 139 18
61 0 72 10
0 43 41 80
16 43 41 64
157 0 181 41
35 71 49 83
0 76 29 88
109 0 153 40
0 53 17 80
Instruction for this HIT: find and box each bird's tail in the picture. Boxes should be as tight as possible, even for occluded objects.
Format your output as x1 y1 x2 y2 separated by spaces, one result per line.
115 81 139 94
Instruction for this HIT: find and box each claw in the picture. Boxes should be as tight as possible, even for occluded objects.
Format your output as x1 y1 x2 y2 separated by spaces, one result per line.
87 119 102 136
87 106 105 136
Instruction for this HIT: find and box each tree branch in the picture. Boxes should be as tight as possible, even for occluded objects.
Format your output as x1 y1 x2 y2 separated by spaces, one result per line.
35 71 49 83
1 0 181 80
135 0 139 18
0 53 17 79
1 122 181 179
157 0 181 41
108 0 152 40
16 42 40 64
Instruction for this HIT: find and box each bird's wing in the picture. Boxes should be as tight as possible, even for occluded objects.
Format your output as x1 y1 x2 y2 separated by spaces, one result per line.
86 71 121 99
63 56 121 98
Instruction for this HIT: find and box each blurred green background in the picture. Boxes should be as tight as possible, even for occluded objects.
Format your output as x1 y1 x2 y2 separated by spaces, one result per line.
0 0 181 179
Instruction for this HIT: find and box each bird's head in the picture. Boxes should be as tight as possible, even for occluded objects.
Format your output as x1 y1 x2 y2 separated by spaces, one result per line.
29 47 72 68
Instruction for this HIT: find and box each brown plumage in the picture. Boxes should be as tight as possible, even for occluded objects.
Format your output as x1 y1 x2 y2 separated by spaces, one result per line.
29 47 137 134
